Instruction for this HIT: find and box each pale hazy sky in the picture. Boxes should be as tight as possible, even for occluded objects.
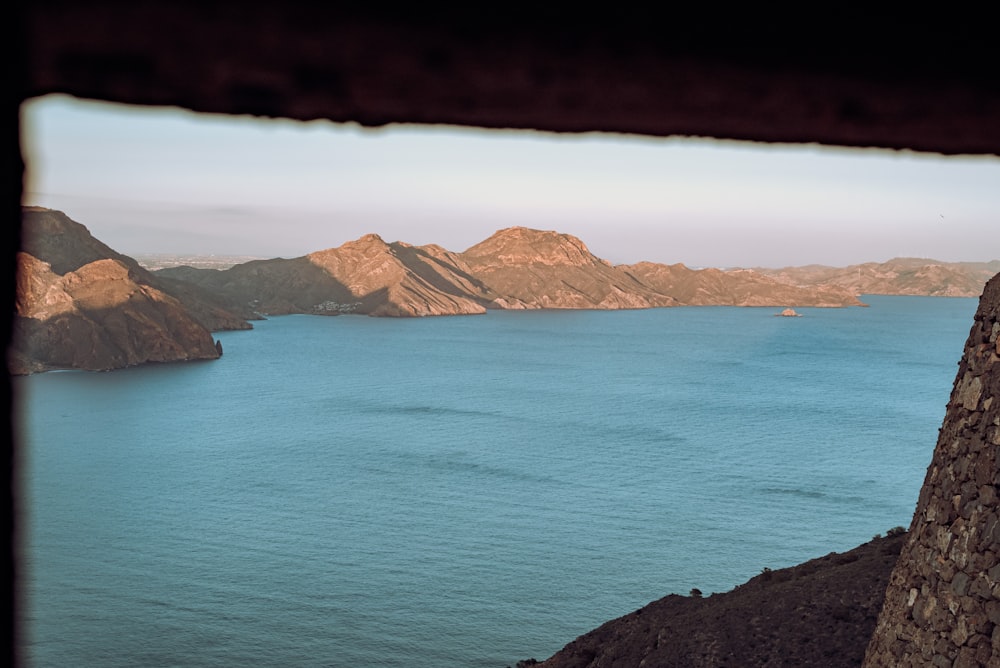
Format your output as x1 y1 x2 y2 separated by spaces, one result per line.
20 94 1000 268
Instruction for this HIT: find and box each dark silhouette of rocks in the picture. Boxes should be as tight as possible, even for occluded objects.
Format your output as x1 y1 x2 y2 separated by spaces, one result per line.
515 532 907 668
12 208 253 374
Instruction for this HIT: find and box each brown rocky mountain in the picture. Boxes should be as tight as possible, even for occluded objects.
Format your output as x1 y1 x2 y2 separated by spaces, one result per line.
514 532 907 668
11 208 253 374
462 227 679 309
623 262 866 307
755 258 1000 297
159 226 865 317
159 234 492 317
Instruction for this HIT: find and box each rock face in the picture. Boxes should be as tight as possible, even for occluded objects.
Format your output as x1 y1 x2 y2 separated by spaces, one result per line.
862 272 1000 667
519 533 907 668
758 258 1000 298
12 208 252 374
161 226 867 317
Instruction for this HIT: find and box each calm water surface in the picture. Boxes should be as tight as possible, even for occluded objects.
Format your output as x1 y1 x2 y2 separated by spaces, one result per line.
15 296 978 667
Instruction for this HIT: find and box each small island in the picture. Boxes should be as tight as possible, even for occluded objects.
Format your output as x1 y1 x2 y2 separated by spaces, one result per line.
777 308 803 317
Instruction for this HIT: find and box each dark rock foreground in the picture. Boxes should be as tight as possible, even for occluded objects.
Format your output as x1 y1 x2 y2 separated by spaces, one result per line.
515 532 906 668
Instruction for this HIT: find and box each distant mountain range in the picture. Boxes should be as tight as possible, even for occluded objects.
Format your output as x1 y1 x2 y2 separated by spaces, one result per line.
11 207 997 373
155 225 869 317
754 259 1000 298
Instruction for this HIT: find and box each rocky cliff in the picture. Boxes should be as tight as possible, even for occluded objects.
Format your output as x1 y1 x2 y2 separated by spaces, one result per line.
862 272 1000 667
12 208 252 374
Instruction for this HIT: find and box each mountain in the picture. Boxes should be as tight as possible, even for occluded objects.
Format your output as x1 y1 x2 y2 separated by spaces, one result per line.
462 227 679 309
158 234 491 317
159 227 865 317
622 262 865 307
16 210 985 372
755 258 1000 297
11 208 253 374
514 532 906 668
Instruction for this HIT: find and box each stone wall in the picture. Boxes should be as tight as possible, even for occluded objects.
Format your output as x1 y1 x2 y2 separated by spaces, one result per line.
864 272 1000 667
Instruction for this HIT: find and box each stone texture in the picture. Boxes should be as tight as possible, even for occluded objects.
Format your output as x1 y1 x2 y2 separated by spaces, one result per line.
863 273 1000 667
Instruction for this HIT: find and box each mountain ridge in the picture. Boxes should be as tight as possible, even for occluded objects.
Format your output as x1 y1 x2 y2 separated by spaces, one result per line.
155 224 875 317
14 207 995 374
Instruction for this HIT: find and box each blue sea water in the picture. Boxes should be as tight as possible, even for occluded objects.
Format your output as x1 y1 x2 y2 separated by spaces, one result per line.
14 296 979 667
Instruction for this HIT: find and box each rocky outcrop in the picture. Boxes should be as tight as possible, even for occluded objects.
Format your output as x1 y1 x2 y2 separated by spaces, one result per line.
757 258 1000 298
624 262 864 307
19 207 255 330
12 253 222 374
517 532 907 668
862 272 1000 667
12 208 253 374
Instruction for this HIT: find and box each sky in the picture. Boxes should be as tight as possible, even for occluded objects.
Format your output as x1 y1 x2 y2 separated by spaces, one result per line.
20 94 1000 268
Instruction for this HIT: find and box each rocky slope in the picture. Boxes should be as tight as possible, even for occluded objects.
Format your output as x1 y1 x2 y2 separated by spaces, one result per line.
756 258 1000 297
159 234 492 317
514 532 907 668
462 227 679 309
159 227 865 317
11 207 252 374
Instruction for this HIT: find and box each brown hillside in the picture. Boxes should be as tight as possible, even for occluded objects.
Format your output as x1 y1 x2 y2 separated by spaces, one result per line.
12 208 253 374
624 262 864 307
757 258 999 297
461 227 679 310
13 253 222 374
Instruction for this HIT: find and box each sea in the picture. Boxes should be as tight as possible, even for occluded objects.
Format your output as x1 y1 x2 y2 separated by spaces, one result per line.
13 295 980 667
